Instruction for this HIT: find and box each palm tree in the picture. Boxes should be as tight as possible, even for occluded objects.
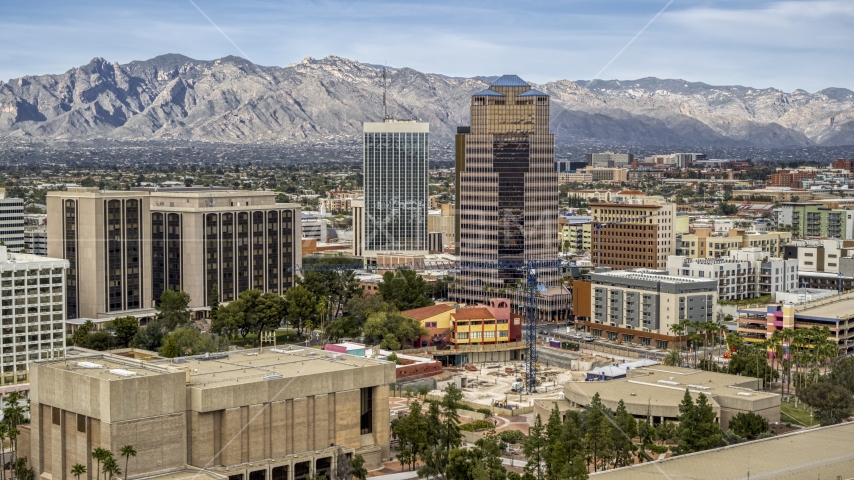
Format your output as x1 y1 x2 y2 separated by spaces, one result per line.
769 330 783 393
663 349 683 367
71 464 87 480
92 448 110 480
0 424 7 480
120 445 137 480
103 456 121 480
779 328 796 398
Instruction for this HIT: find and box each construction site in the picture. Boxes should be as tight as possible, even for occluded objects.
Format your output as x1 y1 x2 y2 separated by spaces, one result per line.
416 346 650 412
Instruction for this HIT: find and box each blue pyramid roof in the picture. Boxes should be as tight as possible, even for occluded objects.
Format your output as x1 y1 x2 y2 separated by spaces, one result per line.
518 89 548 97
472 89 504 96
491 75 529 87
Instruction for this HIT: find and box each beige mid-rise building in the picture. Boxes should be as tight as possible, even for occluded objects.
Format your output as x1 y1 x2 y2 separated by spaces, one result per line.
23 347 395 480
47 188 302 319
680 228 791 259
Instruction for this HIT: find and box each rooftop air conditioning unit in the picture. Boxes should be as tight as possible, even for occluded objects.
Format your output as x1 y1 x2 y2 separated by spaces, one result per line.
77 362 103 369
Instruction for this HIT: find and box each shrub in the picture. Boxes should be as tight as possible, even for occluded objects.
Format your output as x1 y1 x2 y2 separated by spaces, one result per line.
728 411 769 439
647 444 669 455
459 419 495 432
477 408 493 417
498 429 526 444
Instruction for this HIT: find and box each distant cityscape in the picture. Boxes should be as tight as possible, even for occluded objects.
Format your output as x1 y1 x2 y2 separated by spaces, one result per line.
0 73 853 480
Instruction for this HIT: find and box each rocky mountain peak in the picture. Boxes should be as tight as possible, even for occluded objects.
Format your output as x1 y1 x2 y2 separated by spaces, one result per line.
0 54 852 146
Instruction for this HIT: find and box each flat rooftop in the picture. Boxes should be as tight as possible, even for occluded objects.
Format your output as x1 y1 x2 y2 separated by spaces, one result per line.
44 347 391 386
590 422 854 479
739 292 854 321
565 366 775 407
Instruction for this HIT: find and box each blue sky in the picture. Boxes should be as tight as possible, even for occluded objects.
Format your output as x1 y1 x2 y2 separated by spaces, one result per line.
1 0 852 92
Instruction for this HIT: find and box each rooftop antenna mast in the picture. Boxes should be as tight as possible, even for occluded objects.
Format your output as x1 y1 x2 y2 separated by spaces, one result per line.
382 64 390 121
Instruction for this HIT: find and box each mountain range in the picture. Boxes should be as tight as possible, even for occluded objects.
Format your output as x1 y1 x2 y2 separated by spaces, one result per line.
1 54 853 147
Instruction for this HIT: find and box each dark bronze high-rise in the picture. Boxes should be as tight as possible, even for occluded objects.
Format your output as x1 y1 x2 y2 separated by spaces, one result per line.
453 75 566 320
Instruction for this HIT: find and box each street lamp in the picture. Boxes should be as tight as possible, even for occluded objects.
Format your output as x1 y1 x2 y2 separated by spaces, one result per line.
838 271 843 298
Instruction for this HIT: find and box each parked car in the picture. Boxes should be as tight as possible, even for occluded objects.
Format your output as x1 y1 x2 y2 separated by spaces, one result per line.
584 334 594 342
571 333 584 340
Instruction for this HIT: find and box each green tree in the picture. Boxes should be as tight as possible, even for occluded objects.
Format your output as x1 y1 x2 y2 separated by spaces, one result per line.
345 295 389 329
441 384 464 455
284 285 325 338
109 316 139 348
663 349 682 367
417 401 446 479
257 291 287 334
325 316 360 343
350 454 367 480
363 311 426 350
474 433 507 480
12 457 34 480
567 454 589 480
131 317 166 351
828 355 854 395
71 464 87 480
583 402 613 472
676 390 697 453
392 401 427 470
544 405 563 478
561 410 584 463
693 393 722 451
209 284 220 322
655 421 677 446
159 327 228 358
120 445 136 480
92 448 110 480
71 320 94 347
102 455 121 480
157 290 191 331
676 391 721 454
446 433 506 480
523 414 547 480
612 399 638 467
799 382 854 426
727 412 768 439
377 269 432 311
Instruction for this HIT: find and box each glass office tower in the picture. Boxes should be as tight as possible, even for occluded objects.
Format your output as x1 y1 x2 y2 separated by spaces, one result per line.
362 120 429 259
453 75 565 319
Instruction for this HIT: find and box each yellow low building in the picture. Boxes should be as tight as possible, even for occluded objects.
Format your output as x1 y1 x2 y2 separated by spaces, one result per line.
451 307 510 345
402 300 520 348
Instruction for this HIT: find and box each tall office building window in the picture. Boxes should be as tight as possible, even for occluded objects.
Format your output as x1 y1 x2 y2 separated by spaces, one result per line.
151 213 165 304
205 214 219 304
125 199 141 309
221 213 235 301
63 200 78 319
267 211 279 293
252 212 265 289
281 211 293 289
106 200 123 311
166 213 181 292
237 213 249 294
363 122 429 254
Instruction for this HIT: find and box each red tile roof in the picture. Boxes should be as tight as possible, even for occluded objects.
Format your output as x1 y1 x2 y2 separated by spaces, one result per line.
452 307 495 320
401 304 456 321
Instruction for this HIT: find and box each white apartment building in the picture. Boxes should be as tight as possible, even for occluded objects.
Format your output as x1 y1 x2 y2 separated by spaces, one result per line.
667 248 798 301
0 246 69 385
0 189 25 252
589 268 717 349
